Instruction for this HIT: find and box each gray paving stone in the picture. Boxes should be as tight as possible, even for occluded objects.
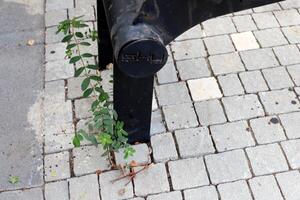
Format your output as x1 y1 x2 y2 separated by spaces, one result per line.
99 170 134 200
287 64 300 86
175 127 215 158
205 149 251 184
202 17 236 36
262 67 294 90
222 94 265 121
46 26 64 44
249 175 284 200
168 157 209 190
67 76 85 99
240 48 279 70
73 146 110 176
276 171 300 200
44 151 70 182
281 139 300 169
45 181 69 200
295 87 300 95
204 35 235 55
280 0 300 9
209 52 245 75
282 26 300 44
175 24 203 41
45 59 74 81
45 9 67 27
68 7 95 21
44 79 65 104
250 116 286 144
45 133 74 153
150 110 166 135
0 188 43 200
134 163 169 196
234 9 253 15
252 13 279 29
176 58 211 80
156 82 191 106
151 132 178 163
274 9 300 26
279 112 300 139
246 143 289 176
253 3 281 12
156 62 178 84
232 15 257 32
45 43 66 62
163 103 199 131
231 32 259 51
239 70 269 93
195 99 227 126
218 74 245 96
74 98 94 119
171 39 207 61
259 89 300 115
69 174 100 200
273 45 300 66
184 186 219 200
46 0 74 11
211 121 255 152
115 144 150 165
254 28 288 47
147 191 182 200
76 0 97 7
218 180 252 200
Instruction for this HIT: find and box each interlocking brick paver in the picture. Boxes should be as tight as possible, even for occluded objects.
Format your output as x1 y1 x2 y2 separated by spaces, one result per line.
68 7 95 21
45 59 74 81
172 39 206 60
175 24 203 41
246 143 289 176
249 175 284 200
209 52 245 75
188 77 222 101
44 151 70 182
250 116 286 144
218 180 252 200
0 188 43 200
151 132 178 162
204 35 235 55
234 9 253 15
74 98 94 119
218 74 244 96
281 139 300 169
211 121 255 152
45 43 67 62
254 28 288 47
45 133 74 153
231 32 259 51
46 26 64 44
156 62 178 84
239 70 269 93
262 67 294 90
279 112 300 139
203 17 236 36
222 94 264 121
273 45 300 66
69 174 100 200
232 15 257 32
115 144 150 165
280 0 300 9
169 157 209 190
176 58 211 80
274 9 300 26
287 64 300 86
276 171 300 200
259 89 300 115
252 12 279 29
45 9 67 27
254 3 281 12
282 26 300 44
46 0 74 11
67 76 85 99
184 186 219 200
150 110 166 135
45 181 69 200
147 191 182 200
205 149 251 184
175 127 215 158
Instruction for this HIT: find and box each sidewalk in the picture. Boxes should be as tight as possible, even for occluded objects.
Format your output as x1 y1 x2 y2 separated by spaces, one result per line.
1 0 300 199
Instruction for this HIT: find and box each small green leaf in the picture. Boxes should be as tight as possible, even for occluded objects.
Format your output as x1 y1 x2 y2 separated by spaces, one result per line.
75 67 85 77
62 34 73 43
90 76 102 81
73 135 81 147
67 43 76 49
81 77 90 91
86 64 98 70
80 42 91 46
82 53 93 58
124 147 135 159
83 88 93 98
69 56 81 64
75 32 84 38
8 176 19 185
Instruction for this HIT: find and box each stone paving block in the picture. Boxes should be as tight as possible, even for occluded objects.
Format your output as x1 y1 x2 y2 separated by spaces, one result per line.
246 143 289 176
205 149 251 184
44 80 65 104
252 12 280 29
73 146 110 176
0 188 43 200
188 77 222 101
281 139 300 169
211 121 255 152
68 7 95 21
282 26 300 44
253 3 281 12
287 64 300 86
231 32 259 51
232 15 257 32
67 77 86 99
151 132 178 163
46 59 74 81
44 151 70 182
273 45 300 66
234 9 253 15
184 186 219 200
74 98 94 119
45 9 67 27
175 24 203 41
45 43 67 62
150 110 166 135
204 35 235 55
218 74 244 96
168 157 209 190
280 0 300 9
222 94 264 121
195 99 227 126
156 62 178 84
99 170 134 200
172 39 207 60
209 52 245 75
254 28 288 47
295 87 300 95
45 133 74 153
175 127 215 158
262 67 294 90
156 82 191 106
45 181 69 200
134 163 169 196
202 17 236 36
69 174 100 200
46 26 64 44
250 116 286 144
176 58 211 80
279 112 300 139
274 9 300 26
276 170 300 200
163 103 199 131
147 191 182 200
218 180 252 200
115 144 150 165
239 70 269 93
46 0 74 11
259 89 300 115
76 0 97 7
240 48 279 70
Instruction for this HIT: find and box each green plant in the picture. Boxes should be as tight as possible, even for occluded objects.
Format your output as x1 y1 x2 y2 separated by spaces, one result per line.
56 16 135 163
8 176 19 185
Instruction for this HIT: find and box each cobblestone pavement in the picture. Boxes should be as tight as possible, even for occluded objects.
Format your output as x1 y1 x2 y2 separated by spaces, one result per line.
1 0 300 199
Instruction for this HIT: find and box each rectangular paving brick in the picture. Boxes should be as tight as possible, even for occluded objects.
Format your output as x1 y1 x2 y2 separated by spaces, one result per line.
184 186 219 200
209 52 245 75
150 110 167 135
204 35 235 55
45 9 67 27
273 45 300 66
218 180 253 200
175 24 203 41
274 9 300 26
254 28 288 47
0 188 43 200
253 3 281 12
287 64 300 86
252 12 279 29
69 174 100 200
281 139 300 169
231 32 259 51
45 133 74 153
115 144 150 165
45 181 69 200
218 74 244 96
262 67 294 90
188 77 222 101
279 111 300 139
239 70 269 93
172 39 207 60
156 62 178 84
276 170 300 200
45 59 74 81
176 58 211 80
232 15 257 32
44 151 70 182
202 17 236 36
46 0 74 11
147 191 182 200
282 26 300 44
